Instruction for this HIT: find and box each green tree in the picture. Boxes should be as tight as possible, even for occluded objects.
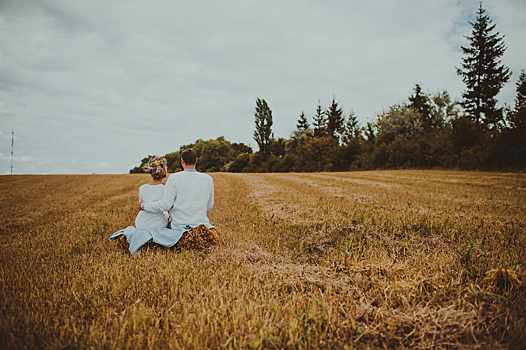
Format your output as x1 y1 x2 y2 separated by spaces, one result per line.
430 90 460 128
340 111 363 170
134 137 252 174
165 151 182 172
231 142 253 155
313 102 327 137
449 116 482 159
508 69 526 131
253 98 274 158
270 137 286 157
225 153 251 172
504 69 526 168
409 84 432 131
296 111 310 130
196 137 235 172
364 122 376 143
341 111 360 145
181 137 252 172
295 136 339 172
456 4 511 127
326 98 345 140
375 104 423 144
285 128 313 156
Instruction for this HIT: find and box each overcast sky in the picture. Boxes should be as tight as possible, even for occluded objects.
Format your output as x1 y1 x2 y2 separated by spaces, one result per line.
1 0 525 174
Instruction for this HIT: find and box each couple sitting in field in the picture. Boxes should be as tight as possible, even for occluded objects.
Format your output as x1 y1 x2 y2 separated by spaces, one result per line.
110 148 220 254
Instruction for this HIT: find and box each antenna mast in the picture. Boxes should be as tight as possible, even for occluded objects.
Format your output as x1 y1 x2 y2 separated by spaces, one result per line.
11 128 14 175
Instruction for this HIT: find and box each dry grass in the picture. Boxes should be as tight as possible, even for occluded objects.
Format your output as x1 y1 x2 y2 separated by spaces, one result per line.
0 170 525 349
174 225 222 250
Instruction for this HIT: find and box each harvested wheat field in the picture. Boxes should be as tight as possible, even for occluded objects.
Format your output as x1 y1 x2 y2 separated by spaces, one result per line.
1 170 525 349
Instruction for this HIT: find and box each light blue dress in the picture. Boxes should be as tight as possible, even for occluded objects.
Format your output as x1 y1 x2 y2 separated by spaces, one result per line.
135 184 169 229
109 224 215 255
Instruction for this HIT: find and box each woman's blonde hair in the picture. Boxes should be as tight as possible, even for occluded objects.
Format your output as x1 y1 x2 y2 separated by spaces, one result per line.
143 157 167 180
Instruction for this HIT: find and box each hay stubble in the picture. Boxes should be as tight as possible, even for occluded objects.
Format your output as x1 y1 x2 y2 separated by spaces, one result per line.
0 171 525 349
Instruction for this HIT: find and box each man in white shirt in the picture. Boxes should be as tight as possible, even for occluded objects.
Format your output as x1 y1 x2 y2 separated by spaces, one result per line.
139 148 214 228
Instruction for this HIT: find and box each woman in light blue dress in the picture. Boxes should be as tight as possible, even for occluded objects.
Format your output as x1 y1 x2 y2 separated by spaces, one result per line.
134 157 170 229
110 157 178 254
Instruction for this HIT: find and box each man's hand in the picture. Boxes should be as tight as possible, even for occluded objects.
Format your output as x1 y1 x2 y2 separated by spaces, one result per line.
139 199 145 211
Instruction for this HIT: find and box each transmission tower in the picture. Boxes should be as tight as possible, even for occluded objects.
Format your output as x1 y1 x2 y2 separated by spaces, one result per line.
11 128 14 175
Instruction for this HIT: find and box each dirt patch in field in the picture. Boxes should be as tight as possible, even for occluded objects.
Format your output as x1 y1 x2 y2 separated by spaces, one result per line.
232 240 365 290
277 175 377 204
312 174 399 190
230 240 417 290
243 175 316 223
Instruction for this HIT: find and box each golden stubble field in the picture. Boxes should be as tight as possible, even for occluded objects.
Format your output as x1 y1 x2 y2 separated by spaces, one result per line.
0 170 525 349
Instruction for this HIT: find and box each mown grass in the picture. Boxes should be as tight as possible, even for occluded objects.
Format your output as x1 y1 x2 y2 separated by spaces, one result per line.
0 170 525 349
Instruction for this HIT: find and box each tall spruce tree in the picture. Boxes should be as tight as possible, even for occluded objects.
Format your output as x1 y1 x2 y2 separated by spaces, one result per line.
456 3 511 127
509 69 526 130
313 102 328 137
327 98 345 140
504 69 526 168
342 111 360 145
409 84 433 131
253 98 274 158
296 111 310 130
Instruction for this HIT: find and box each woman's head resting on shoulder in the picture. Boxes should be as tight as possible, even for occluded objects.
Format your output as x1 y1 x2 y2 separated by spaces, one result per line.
143 157 167 180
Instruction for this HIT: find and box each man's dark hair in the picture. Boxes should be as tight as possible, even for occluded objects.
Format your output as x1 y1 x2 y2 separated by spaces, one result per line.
181 148 197 165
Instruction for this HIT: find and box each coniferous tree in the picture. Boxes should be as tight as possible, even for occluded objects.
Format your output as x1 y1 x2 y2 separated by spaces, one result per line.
313 102 328 137
342 111 360 145
364 122 376 143
504 69 526 168
456 3 511 127
347 111 360 138
296 111 310 130
327 98 345 140
253 98 274 158
508 69 526 131
409 84 433 131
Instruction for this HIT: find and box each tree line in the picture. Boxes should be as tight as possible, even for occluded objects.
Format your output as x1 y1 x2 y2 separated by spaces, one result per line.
131 4 525 174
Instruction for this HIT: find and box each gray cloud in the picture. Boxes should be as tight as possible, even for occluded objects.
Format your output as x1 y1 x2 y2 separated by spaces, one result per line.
0 0 525 174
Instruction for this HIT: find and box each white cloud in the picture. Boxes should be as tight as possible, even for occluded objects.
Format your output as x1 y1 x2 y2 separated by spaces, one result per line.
94 161 112 168
0 129 13 139
38 159 54 165
0 152 34 162
17 155 34 162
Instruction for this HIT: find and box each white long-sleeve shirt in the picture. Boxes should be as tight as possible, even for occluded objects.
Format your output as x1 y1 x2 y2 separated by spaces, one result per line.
142 169 214 227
